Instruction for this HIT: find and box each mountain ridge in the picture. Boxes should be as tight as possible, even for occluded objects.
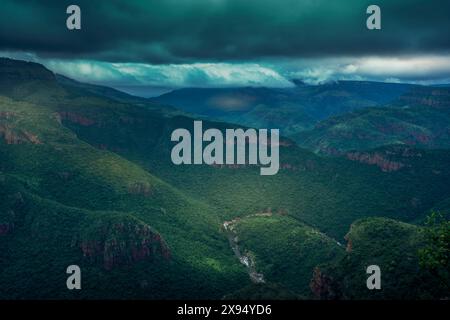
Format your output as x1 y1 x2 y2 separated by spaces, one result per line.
0 57 448 299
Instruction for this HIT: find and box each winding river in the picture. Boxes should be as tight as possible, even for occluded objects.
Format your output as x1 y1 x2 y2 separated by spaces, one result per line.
223 216 266 284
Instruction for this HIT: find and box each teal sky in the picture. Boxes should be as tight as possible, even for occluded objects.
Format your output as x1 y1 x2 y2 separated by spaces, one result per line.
1 0 450 91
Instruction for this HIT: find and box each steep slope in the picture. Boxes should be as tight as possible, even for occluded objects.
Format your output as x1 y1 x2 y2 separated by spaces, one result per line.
0 58 55 86
59 91 450 240
1 58 449 299
0 60 249 299
0 175 173 299
55 74 179 114
296 86 450 154
225 213 344 296
52 75 450 300
310 217 447 300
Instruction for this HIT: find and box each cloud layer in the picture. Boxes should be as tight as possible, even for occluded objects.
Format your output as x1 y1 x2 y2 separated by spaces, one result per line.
280 56 450 84
1 1 449 89
1 0 449 63
16 54 294 88
4 52 449 90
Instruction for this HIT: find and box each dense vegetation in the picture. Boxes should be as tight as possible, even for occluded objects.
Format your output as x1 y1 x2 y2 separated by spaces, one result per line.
0 58 449 299
418 212 450 291
295 86 450 153
232 214 344 296
313 217 449 299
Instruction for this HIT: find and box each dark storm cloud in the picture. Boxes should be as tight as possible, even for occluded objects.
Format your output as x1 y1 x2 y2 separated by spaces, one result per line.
1 0 449 64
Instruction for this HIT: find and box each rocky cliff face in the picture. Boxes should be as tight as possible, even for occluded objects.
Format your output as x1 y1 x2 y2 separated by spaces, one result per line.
310 267 342 300
398 87 450 109
346 151 405 172
0 124 42 145
344 146 429 172
79 219 170 270
57 112 96 126
344 228 353 253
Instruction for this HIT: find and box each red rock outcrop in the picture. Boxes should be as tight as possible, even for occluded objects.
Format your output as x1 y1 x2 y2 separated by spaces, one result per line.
80 220 170 270
346 151 404 172
58 112 96 126
398 88 450 109
310 267 342 300
344 232 353 253
0 124 42 145
0 111 15 120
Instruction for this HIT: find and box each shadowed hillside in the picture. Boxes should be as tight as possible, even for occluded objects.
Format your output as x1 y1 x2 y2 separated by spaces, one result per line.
151 81 416 137
296 86 450 154
0 58 448 299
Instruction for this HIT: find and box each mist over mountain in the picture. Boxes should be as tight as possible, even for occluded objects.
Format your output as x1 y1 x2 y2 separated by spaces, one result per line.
151 81 417 136
0 58 449 300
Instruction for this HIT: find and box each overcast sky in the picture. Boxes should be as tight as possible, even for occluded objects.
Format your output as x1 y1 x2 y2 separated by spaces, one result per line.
1 0 450 91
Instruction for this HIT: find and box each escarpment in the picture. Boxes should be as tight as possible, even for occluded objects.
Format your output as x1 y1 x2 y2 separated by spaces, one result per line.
78 217 170 270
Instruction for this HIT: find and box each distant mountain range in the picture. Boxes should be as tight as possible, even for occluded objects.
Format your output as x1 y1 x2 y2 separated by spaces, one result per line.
296 86 450 154
151 79 450 156
0 57 448 299
150 81 417 136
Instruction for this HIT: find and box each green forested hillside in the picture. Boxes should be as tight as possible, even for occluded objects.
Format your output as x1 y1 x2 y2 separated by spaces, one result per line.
0 61 249 298
296 87 450 154
151 81 415 137
229 214 345 296
311 217 448 299
0 58 448 299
